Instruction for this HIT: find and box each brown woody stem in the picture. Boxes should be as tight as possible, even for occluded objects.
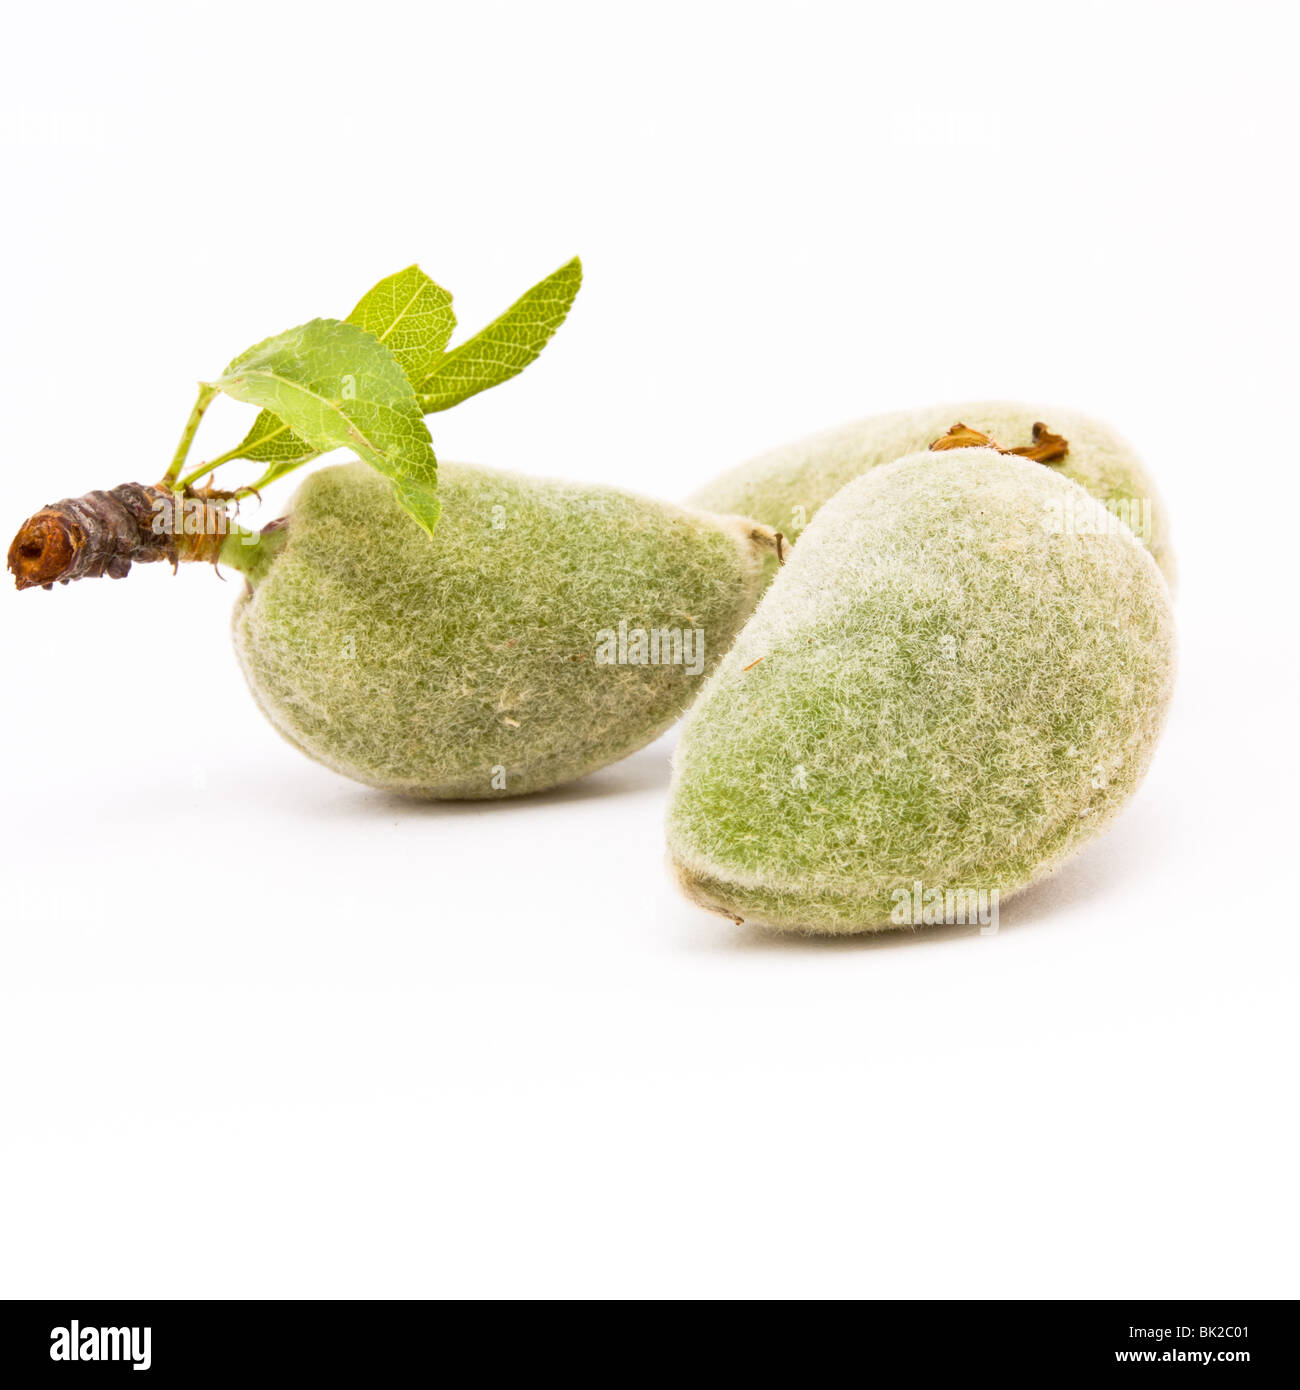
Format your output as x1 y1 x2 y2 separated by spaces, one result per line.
7 483 229 591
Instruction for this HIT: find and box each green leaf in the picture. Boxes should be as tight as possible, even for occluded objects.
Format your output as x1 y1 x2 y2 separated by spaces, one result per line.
208 318 440 535
226 404 321 468
228 265 456 470
417 256 581 413
347 264 455 383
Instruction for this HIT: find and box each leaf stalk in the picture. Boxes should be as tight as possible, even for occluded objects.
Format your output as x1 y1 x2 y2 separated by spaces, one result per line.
161 384 218 486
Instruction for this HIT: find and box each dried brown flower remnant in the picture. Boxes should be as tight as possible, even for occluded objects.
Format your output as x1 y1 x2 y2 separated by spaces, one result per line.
7 483 226 590
930 422 999 451
930 420 1070 465
1007 422 1070 464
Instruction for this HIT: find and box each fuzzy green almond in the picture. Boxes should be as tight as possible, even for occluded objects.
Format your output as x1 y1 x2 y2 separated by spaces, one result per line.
9 256 787 802
687 400 1176 590
233 460 779 799
666 449 1177 934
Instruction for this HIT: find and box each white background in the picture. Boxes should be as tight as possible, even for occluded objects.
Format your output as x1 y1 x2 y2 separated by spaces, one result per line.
1 0 1296 1299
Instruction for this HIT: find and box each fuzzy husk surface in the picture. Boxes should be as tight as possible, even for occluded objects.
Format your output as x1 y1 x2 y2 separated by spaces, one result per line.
667 449 1177 934
232 460 773 799
687 399 1176 589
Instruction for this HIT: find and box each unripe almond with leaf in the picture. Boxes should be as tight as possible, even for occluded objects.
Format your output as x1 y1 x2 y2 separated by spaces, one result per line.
7 257 774 797
233 461 776 797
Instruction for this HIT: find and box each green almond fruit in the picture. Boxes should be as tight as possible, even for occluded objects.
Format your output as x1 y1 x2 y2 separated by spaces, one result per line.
233 460 779 799
688 400 1176 589
666 448 1177 934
